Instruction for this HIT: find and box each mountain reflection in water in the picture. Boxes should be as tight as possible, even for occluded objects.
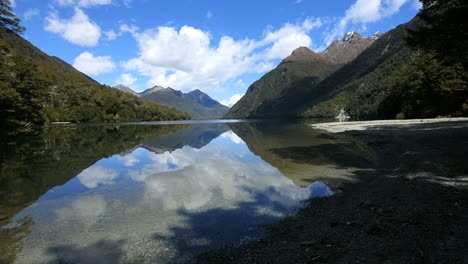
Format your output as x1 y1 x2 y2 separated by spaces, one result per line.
1 121 336 264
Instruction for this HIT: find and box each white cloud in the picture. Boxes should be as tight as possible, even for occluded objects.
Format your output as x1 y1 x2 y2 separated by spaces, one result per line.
77 165 119 188
116 73 137 87
57 0 112 8
123 18 322 92
220 131 244 144
73 52 116 76
44 8 101 47
10 0 15 8
127 141 333 212
412 0 422 10
118 153 139 167
221 93 244 107
326 0 411 44
23 8 40 20
105 29 118 40
261 19 320 60
55 195 107 227
105 23 138 41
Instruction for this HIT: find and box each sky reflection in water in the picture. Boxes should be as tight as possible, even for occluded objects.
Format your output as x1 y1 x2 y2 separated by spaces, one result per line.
10 126 333 263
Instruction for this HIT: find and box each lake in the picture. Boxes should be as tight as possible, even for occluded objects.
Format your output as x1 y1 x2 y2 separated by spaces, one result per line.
1 120 375 263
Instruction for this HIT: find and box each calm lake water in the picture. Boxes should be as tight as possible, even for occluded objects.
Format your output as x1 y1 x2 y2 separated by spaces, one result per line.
0 120 376 263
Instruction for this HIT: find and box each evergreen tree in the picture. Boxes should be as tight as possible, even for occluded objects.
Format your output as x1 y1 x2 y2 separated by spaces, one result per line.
0 0 24 34
410 0 468 66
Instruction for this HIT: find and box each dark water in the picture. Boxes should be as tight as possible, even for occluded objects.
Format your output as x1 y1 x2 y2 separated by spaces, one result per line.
1 120 373 264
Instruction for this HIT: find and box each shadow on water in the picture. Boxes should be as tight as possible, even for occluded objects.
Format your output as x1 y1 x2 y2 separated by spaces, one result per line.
46 239 125 264
227 121 379 188
149 182 332 263
197 121 468 264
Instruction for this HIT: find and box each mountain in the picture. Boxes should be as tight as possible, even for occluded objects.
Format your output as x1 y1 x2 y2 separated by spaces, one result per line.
324 32 381 64
225 31 380 119
225 47 340 118
114 85 229 119
141 123 229 153
186 89 221 107
114 84 139 96
299 20 417 119
139 85 167 97
0 25 190 127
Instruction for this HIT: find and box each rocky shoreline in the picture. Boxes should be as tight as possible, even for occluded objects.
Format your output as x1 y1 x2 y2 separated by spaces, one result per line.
310 117 468 133
197 121 468 263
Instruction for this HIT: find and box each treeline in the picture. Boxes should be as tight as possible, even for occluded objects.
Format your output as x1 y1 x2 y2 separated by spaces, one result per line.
0 26 190 131
378 0 467 119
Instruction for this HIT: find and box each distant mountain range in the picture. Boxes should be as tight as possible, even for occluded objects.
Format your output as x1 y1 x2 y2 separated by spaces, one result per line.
225 31 381 118
113 85 229 119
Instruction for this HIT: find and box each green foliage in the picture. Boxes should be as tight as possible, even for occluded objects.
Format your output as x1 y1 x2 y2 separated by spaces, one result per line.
225 49 341 118
0 0 24 34
409 0 468 67
0 56 49 127
379 51 466 118
0 25 190 131
396 113 405 120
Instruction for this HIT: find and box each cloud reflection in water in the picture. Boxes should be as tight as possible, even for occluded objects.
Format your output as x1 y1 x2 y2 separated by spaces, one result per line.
12 129 333 263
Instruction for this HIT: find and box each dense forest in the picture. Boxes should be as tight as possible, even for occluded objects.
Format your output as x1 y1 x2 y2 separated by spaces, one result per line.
0 4 190 131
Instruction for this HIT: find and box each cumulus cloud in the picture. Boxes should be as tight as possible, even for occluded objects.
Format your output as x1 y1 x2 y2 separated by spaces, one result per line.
221 93 244 107
220 131 244 144
44 8 101 47
123 18 322 92
73 52 116 76
326 0 411 44
126 139 333 212
77 165 119 188
116 73 137 87
23 8 40 20
261 18 321 60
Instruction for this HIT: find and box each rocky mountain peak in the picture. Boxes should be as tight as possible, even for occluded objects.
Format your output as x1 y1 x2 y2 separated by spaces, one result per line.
372 31 383 40
113 84 138 96
343 31 362 42
322 31 380 64
140 85 167 96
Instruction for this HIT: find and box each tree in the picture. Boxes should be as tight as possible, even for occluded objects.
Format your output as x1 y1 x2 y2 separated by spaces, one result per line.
0 0 25 34
410 0 468 66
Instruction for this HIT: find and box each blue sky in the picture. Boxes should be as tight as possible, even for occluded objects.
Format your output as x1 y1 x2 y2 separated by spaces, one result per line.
12 0 421 106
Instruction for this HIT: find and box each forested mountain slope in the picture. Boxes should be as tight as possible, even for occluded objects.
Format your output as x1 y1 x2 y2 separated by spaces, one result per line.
225 32 379 118
0 26 190 129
